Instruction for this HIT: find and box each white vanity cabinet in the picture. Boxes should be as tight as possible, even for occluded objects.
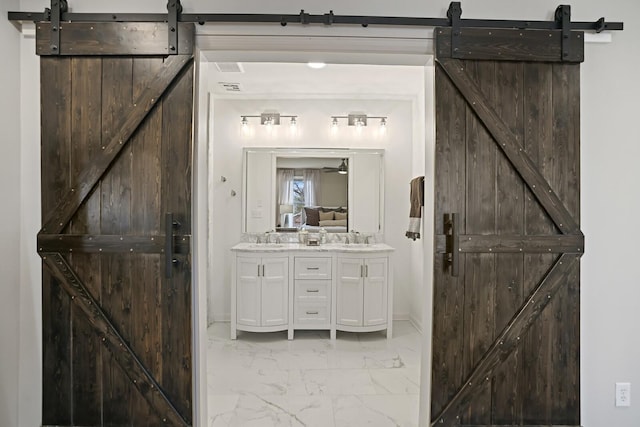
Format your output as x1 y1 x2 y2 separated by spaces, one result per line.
231 253 289 339
336 255 391 337
231 243 393 340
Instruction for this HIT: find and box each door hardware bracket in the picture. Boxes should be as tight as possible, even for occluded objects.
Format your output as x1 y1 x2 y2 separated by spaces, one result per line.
447 2 462 59
167 0 182 54
48 0 67 55
556 4 572 61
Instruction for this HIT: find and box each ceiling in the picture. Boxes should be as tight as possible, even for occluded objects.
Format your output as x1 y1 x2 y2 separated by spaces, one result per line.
208 62 424 99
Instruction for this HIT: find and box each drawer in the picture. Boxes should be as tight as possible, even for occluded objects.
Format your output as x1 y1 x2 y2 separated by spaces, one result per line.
294 301 330 325
295 280 330 301
295 257 332 280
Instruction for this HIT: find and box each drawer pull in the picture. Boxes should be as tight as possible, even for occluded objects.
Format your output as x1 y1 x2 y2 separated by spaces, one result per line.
306 267 320 270
306 311 319 315
306 289 320 293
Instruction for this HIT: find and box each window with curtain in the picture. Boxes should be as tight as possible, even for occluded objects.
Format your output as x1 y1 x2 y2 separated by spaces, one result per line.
276 168 321 227
276 168 295 227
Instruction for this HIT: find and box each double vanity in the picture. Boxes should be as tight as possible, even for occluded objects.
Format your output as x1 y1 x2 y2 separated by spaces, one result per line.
230 242 394 340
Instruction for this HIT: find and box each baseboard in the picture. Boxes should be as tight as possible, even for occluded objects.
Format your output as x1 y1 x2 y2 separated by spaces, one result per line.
408 314 423 334
393 312 410 321
211 314 231 324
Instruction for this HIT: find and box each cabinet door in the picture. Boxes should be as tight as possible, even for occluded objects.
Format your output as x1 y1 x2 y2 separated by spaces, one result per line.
236 256 261 326
350 151 382 233
337 258 364 326
363 257 388 326
244 150 275 233
261 257 289 326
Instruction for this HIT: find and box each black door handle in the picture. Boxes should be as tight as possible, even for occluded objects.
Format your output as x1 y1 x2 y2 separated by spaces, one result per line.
444 213 459 277
165 213 180 278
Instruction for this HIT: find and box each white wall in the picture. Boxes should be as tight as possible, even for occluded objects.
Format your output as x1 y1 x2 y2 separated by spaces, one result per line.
10 0 640 426
209 98 417 323
0 2 21 426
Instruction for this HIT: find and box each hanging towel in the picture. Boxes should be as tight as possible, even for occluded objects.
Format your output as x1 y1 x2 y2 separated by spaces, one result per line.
405 176 424 241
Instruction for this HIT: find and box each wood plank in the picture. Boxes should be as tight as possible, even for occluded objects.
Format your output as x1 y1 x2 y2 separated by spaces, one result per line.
99 56 135 424
437 58 581 235
36 22 194 56
41 54 193 235
40 56 73 425
69 57 103 235
40 57 71 222
66 58 104 425
431 64 467 417
131 58 164 235
431 253 579 427
160 60 194 423
547 63 581 424
492 60 525 425
522 63 558 423
435 27 584 63
129 57 166 424
37 234 191 254
41 274 72 425
42 253 190 427
434 234 584 254
101 253 134 425
462 60 495 426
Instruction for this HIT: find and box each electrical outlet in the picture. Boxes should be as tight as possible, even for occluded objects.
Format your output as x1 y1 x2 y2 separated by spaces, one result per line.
616 382 631 407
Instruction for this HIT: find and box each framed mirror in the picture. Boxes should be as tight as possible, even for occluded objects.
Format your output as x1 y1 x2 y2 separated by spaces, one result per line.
242 148 384 234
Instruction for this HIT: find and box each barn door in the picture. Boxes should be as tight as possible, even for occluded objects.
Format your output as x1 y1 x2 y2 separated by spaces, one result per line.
431 27 584 426
36 22 195 426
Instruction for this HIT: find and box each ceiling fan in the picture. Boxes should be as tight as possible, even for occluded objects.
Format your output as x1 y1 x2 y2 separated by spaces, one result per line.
322 158 348 174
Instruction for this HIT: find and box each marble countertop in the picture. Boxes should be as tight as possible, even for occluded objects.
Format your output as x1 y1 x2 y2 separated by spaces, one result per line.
231 242 395 253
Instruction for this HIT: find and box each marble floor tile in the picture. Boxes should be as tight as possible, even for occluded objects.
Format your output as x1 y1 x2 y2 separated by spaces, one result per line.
207 321 422 426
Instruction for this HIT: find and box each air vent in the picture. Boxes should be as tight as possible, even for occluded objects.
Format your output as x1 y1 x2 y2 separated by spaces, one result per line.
214 62 244 73
218 82 243 92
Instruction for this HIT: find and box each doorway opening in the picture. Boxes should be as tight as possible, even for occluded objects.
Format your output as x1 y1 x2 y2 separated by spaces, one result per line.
194 44 436 426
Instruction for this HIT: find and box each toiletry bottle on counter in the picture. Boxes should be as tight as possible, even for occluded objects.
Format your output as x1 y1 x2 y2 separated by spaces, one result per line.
319 228 327 244
298 229 308 244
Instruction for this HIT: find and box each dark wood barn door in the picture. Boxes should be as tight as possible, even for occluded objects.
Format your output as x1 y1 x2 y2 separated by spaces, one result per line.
37 23 195 426
431 28 584 426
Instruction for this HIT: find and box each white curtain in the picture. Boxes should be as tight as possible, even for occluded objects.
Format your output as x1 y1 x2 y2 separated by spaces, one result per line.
277 168 295 226
277 168 295 205
303 169 321 207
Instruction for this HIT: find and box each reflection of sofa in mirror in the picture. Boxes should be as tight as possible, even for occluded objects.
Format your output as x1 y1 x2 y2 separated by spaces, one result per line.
242 148 383 234
301 206 348 232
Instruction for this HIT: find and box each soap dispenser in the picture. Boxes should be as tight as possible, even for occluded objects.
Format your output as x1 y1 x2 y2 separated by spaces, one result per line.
319 227 327 244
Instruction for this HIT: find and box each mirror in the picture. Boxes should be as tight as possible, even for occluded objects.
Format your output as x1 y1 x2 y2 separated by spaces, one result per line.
276 157 349 232
242 148 383 234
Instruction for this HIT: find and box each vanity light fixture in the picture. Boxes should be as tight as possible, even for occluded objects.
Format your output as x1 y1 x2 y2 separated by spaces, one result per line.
240 112 298 127
330 113 388 128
